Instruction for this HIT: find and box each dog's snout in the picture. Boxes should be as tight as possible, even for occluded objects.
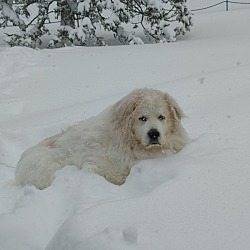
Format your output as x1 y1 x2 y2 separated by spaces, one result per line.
148 129 160 140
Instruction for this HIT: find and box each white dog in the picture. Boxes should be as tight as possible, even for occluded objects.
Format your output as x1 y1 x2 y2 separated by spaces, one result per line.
15 88 189 189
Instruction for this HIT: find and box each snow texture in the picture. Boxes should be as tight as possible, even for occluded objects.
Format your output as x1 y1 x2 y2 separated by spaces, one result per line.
123 227 138 244
1 9 250 250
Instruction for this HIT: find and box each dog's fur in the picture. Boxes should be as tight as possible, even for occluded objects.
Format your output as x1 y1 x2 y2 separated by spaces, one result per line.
15 88 189 189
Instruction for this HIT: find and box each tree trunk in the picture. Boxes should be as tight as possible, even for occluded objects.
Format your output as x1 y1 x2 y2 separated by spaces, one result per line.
60 0 77 28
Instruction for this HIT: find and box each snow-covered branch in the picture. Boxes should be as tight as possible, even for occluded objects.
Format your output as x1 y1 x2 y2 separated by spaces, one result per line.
0 2 25 29
1 0 193 48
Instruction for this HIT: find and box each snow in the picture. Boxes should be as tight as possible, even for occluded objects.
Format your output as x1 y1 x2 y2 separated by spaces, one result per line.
0 2 25 28
1 8 250 250
122 227 138 244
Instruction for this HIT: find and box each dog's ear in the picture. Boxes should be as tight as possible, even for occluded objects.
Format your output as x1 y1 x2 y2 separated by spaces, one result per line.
164 92 186 121
112 92 140 127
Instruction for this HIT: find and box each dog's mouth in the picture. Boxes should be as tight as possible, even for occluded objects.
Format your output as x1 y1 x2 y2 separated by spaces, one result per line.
147 139 161 147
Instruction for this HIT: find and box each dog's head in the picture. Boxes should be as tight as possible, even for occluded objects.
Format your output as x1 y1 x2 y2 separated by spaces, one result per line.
113 88 186 152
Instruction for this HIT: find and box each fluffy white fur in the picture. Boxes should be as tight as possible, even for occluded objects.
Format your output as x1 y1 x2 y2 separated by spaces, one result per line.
15 88 189 189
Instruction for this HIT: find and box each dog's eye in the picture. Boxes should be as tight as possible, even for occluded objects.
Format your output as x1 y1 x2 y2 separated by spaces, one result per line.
139 116 147 122
158 115 165 120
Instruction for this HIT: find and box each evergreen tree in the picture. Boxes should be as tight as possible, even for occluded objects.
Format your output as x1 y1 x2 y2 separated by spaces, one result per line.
0 0 193 48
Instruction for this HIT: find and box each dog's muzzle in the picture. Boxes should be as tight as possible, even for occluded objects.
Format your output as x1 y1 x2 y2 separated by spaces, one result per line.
148 128 160 145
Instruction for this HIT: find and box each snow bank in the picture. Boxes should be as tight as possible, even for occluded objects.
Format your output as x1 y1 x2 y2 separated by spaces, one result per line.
1 9 250 250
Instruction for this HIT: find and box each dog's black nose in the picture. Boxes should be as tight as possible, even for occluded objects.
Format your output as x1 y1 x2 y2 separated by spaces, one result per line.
148 129 160 140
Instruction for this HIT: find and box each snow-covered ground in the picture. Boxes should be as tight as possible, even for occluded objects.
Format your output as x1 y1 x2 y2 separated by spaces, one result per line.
1 9 250 250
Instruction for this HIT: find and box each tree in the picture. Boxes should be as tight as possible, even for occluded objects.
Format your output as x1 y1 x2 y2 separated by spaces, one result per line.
0 0 193 48
59 0 77 27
